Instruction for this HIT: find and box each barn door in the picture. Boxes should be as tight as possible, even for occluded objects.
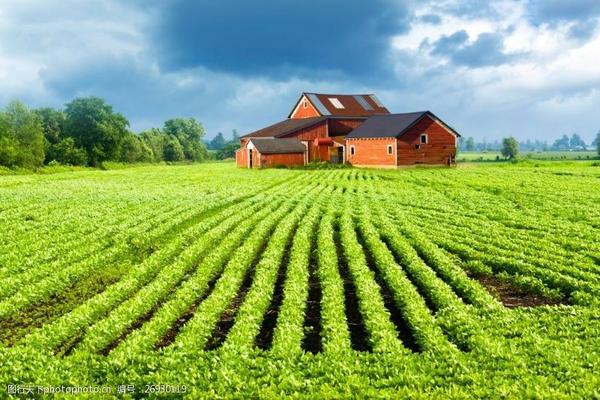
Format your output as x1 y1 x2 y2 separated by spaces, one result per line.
248 148 253 168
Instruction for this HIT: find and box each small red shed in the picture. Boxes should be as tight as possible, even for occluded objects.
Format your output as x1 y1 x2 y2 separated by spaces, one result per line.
238 138 306 168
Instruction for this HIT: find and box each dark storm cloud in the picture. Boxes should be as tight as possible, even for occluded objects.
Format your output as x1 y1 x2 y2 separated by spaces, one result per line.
431 30 512 67
147 0 411 78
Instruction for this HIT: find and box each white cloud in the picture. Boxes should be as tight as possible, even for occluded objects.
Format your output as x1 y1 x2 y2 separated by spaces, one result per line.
388 1 600 141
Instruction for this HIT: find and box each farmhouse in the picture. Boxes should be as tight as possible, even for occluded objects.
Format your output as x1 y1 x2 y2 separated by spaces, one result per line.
236 92 460 168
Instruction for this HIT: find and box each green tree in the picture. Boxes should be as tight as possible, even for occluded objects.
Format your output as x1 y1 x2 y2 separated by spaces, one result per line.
0 112 17 166
64 97 129 166
231 129 240 142
552 134 570 150
569 133 586 150
163 118 207 161
594 130 600 155
47 137 88 165
216 141 240 160
501 136 519 159
209 132 227 150
141 128 168 162
119 133 153 163
0 101 45 168
466 137 475 151
163 136 185 161
34 107 65 147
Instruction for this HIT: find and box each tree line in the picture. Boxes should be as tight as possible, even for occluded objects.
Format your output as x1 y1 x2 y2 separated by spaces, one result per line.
459 132 600 154
0 97 241 169
206 130 242 160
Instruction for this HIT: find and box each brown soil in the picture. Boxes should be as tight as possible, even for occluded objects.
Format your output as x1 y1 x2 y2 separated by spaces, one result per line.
473 275 565 308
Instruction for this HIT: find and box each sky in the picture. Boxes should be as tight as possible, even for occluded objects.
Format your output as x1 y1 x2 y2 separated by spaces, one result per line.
1 0 599 142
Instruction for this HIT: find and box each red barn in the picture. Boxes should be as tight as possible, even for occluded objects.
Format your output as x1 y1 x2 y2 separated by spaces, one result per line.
235 92 460 168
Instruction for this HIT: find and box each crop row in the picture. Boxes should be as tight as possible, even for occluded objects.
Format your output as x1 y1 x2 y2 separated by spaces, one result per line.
19 173 318 352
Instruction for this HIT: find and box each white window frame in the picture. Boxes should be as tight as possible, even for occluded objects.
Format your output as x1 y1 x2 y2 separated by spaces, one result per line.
387 144 393 155
328 97 345 109
420 134 428 144
350 145 356 156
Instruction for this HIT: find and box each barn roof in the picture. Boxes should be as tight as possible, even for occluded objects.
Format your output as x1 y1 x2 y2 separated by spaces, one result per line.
289 93 390 118
249 138 306 154
345 111 461 139
242 116 326 138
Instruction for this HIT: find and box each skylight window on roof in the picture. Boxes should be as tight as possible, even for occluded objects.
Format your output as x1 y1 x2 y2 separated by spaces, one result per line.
369 95 384 108
354 95 373 111
328 97 345 109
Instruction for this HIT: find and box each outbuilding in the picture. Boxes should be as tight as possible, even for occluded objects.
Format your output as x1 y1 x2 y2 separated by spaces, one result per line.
239 138 306 168
345 111 460 168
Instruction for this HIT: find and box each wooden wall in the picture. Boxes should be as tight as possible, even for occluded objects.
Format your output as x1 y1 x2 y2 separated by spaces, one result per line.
397 115 456 165
290 96 320 119
346 138 396 167
258 152 305 168
328 118 364 135
281 121 328 141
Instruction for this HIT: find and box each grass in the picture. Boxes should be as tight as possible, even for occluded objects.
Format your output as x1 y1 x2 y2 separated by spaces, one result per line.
457 150 598 162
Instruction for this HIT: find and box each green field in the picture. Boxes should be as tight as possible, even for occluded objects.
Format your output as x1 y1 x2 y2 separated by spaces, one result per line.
1 162 599 398
458 150 598 162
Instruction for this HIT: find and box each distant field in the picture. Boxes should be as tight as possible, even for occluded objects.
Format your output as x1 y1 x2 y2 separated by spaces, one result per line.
458 150 598 162
0 162 599 398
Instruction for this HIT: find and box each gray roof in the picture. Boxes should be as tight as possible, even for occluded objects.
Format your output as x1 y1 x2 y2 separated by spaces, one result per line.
242 117 326 138
249 138 306 154
345 111 460 139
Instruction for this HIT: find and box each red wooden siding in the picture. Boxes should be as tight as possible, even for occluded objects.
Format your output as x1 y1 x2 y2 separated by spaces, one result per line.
258 152 305 168
281 121 328 141
397 116 456 165
290 96 320 119
236 138 250 167
346 138 396 167
328 118 365 136
280 121 328 162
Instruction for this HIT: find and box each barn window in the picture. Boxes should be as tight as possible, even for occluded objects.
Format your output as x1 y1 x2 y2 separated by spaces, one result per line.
303 99 308 109
350 145 356 156
387 144 393 155
420 134 428 144
328 97 345 109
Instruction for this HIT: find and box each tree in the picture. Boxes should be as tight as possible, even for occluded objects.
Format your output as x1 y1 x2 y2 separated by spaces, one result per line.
34 107 65 147
501 136 519 159
231 129 240 142
209 132 227 150
47 137 88 165
163 118 208 161
216 141 240 160
163 136 185 161
64 97 129 166
552 134 570 151
594 130 600 156
0 101 45 168
140 128 168 162
466 137 475 151
119 133 153 163
569 133 586 150
0 112 17 167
